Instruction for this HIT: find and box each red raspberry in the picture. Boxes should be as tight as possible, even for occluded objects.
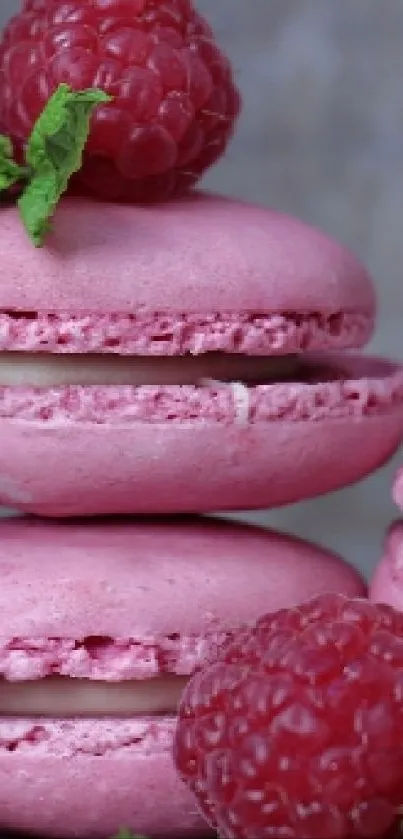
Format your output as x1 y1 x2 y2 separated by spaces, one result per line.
0 0 240 202
174 594 403 839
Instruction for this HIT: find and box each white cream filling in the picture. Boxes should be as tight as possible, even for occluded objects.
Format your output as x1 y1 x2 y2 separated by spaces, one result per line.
0 676 189 718
0 352 298 387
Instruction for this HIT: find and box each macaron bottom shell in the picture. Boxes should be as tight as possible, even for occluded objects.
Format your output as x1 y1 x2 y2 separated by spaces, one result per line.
0 717 210 838
0 354 401 517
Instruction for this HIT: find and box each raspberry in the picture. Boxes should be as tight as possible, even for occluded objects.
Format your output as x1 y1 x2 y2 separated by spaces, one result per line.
0 0 240 202
174 594 403 839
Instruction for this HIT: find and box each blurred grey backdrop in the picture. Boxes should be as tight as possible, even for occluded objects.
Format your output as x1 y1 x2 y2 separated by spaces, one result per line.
0 0 402 578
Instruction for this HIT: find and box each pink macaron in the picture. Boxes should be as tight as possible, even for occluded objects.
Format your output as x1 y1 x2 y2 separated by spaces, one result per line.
370 469 403 610
369 522 403 612
0 515 365 838
0 192 402 517
393 468 403 511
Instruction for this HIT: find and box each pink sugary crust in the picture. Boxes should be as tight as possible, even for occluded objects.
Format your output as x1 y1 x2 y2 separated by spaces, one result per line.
393 469 403 511
0 517 365 643
0 308 373 356
369 522 403 610
0 355 401 515
2 414 400 518
0 417 401 516
0 194 375 324
0 718 209 836
0 634 229 681
0 354 401 424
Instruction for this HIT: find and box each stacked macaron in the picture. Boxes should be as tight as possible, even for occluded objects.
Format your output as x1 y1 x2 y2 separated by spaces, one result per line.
0 2 401 839
370 469 403 610
0 194 402 518
0 517 366 838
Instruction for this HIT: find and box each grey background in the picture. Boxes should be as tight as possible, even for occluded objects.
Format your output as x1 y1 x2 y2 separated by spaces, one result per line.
0 0 402 580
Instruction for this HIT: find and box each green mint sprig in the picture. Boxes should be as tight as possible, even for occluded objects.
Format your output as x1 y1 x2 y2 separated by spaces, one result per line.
0 135 29 191
114 830 147 838
0 83 111 247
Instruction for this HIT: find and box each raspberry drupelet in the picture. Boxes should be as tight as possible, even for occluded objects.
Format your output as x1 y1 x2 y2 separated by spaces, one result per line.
0 0 241 202
175 593 403 839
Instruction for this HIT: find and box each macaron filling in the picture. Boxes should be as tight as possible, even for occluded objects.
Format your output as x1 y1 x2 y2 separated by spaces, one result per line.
0 633 225 719
0 675 189 718
0 354 401 425
0 352 299 387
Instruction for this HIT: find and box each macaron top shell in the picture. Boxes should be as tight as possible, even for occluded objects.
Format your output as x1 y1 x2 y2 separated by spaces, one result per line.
393 468 403 511
0 193 375 322
0 517 365 641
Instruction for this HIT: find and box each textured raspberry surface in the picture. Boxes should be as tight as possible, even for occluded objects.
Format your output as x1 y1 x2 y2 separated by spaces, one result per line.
174 593 403 839
0 308 374 356
0 0 240 202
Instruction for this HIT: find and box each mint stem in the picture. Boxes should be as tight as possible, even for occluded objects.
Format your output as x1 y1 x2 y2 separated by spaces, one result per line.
0 84 111 246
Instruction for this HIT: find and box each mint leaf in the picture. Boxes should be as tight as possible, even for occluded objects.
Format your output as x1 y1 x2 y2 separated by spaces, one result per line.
18 83 111 247
114 830 147 838
0 135 27 192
